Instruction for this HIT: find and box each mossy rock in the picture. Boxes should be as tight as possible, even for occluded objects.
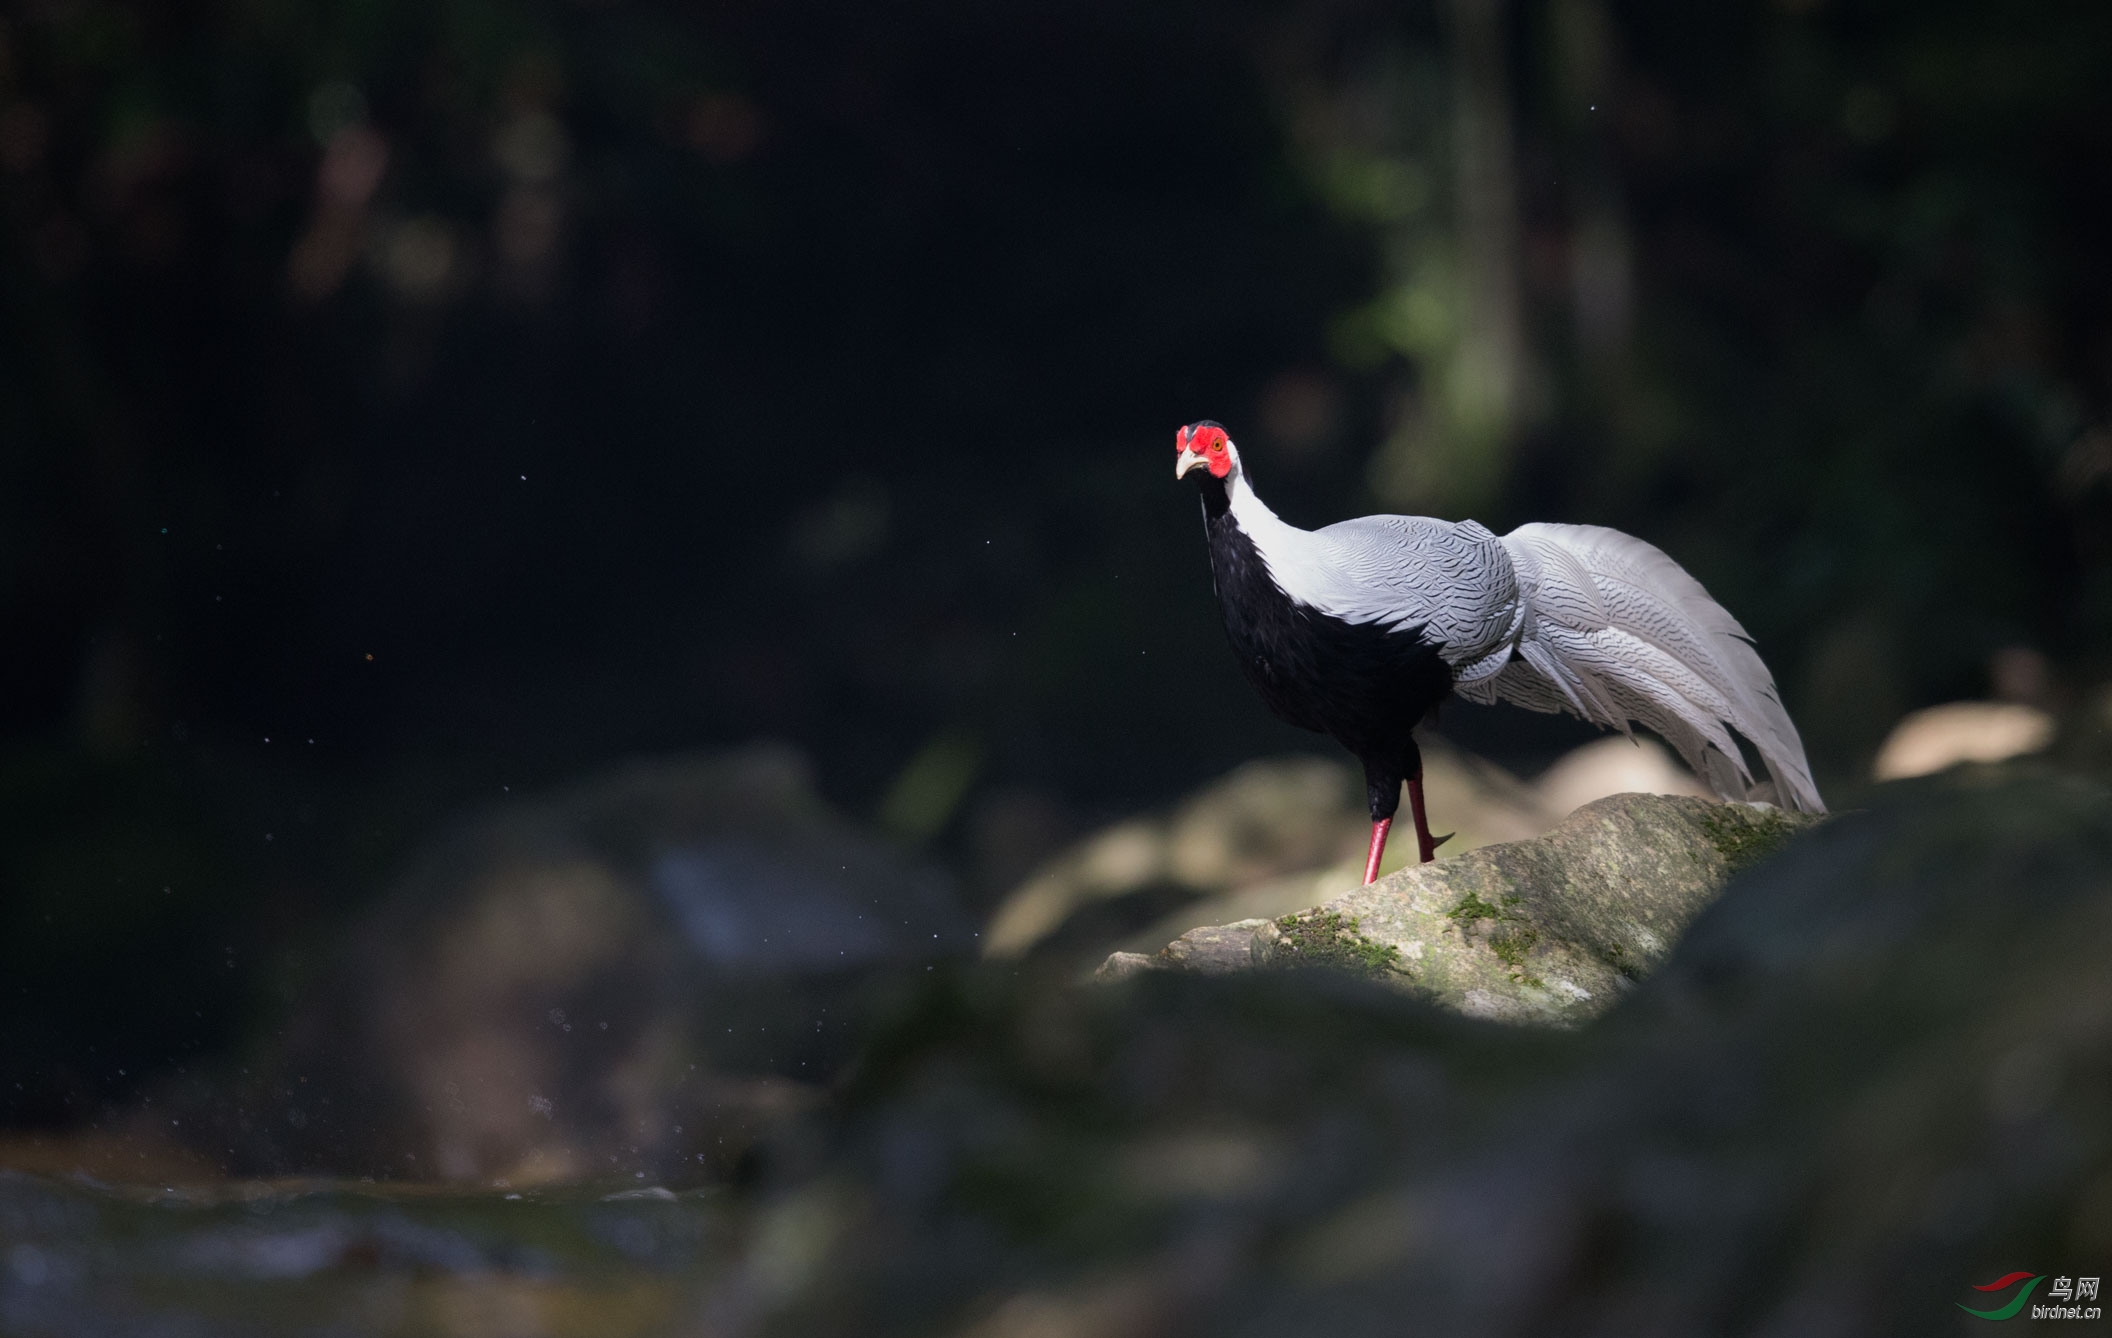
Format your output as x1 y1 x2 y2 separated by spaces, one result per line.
1105 793 1820 1026
1268 909 1410 979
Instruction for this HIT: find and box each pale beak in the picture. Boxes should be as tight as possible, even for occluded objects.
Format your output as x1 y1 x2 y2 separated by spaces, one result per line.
1175 449 1207 479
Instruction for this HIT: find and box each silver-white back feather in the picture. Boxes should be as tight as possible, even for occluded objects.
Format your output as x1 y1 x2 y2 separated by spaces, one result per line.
1226 473 1519 668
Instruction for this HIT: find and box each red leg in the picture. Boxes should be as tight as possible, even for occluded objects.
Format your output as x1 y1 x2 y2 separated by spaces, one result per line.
1407 773 1451 863
1362 817 1392 885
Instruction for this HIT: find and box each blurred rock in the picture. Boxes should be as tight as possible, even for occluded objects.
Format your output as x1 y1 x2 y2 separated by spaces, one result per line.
1418 735 1559 849
1872 700 2056 780
993 736 1736 976
0 1171 742 1336
1105 793 1816 1026
7 768 2109 1337
1532 734 1709 817
979 757 1365 962
757 766 2112 1338
164 746 969 1183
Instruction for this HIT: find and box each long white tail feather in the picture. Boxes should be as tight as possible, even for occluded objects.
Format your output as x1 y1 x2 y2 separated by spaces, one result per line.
1487 523 1825 813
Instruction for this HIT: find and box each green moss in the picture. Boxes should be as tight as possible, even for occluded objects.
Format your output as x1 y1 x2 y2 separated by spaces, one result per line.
1445 891 1507 926
1604 938 1642 983
1273 910 1408 980
1445 890 1541 985
1699 807 1796 874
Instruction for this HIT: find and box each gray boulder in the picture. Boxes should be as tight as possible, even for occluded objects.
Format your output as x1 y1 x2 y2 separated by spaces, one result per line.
163 745 971 1183
1103 792 1818 1024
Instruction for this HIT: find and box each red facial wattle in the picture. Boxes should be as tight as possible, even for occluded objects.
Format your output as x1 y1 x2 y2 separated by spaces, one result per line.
1175 423 1233 478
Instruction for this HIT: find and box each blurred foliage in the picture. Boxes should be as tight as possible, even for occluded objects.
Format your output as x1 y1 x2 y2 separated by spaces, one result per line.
1275 0 2112 780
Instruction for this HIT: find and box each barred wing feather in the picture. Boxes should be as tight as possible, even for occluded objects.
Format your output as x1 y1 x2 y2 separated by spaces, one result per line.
1457 522 1824 813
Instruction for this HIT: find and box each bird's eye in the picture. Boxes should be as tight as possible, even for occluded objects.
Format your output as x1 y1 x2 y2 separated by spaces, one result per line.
1210 440 1224 452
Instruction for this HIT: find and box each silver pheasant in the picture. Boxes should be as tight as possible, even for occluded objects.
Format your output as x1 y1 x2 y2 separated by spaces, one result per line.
1175 420 1823 882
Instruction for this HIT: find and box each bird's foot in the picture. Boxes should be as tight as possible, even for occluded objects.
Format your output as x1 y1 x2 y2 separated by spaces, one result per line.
1406 774 1447 864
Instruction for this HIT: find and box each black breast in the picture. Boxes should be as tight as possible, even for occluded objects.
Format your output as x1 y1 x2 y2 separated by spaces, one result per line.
1202 501 1453 774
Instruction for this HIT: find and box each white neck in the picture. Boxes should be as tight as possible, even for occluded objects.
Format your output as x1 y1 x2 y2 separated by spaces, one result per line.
1224 468 1330 603
1225 467 1291 536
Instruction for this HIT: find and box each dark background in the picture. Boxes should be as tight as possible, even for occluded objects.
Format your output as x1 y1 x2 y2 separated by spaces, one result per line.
4 0 2110 1128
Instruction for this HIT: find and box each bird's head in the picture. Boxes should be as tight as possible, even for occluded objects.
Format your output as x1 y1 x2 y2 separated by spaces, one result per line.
1174 421 1239 481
